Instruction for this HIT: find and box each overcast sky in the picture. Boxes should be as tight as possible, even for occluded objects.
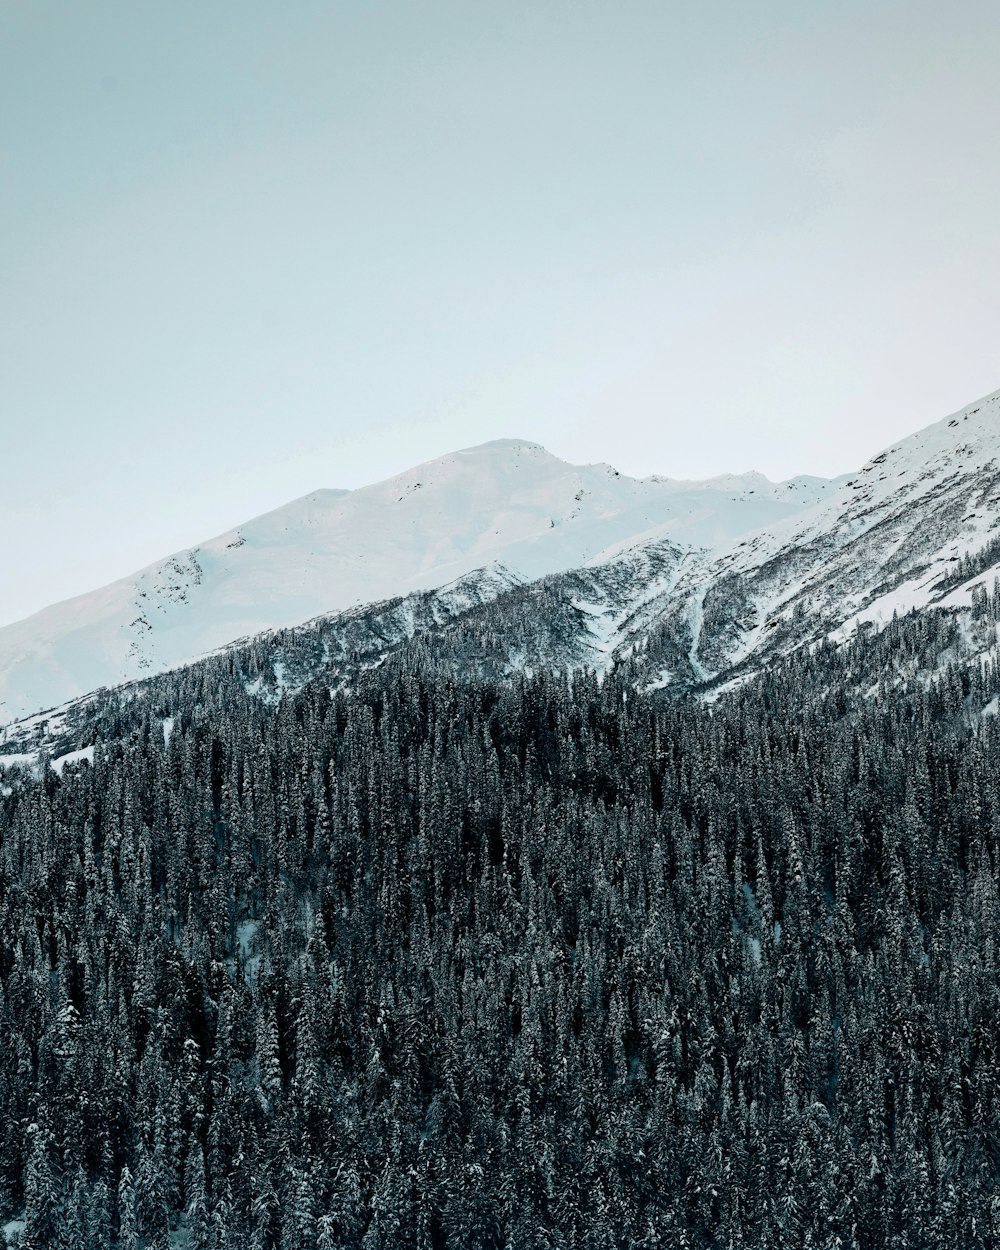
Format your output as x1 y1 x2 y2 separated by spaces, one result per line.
3 1 1000 627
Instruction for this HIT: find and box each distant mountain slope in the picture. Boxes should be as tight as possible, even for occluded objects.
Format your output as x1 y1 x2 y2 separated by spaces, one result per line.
633 386 1000 689
4 387 999 735
0 439 824 725
258 385 1000 700
467 388 1000 695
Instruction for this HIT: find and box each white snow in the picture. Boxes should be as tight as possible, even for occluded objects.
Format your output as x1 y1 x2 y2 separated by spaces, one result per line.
571 550 695 672
51 745 95 774
232 918 262 985
0 752 38 771
0 746 94 779
685 588 714 683
0 439 826 726
574 600 620 658
659 386 1000 674
3 387 999 725
236 918 259 954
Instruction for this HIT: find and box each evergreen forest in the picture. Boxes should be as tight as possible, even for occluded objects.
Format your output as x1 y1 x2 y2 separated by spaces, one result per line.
2 601 1000 1248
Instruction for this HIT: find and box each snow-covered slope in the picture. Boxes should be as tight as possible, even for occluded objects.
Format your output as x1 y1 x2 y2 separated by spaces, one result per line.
4 387 999 731
282 387 1000 698
622 388 1000 688
0 439 823 725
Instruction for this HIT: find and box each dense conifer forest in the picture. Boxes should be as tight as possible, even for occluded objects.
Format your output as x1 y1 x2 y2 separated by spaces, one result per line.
2 598 1000 1247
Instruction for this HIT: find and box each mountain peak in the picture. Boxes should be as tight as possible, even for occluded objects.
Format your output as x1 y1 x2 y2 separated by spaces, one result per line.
8 387 998 729
458 437 549 453
0 435 827 726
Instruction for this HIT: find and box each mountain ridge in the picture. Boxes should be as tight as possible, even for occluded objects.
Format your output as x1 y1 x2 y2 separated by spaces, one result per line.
2 387 999 732
0 439 830 726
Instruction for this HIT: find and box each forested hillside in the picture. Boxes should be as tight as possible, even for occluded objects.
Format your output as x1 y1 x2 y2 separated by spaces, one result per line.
2 591 1000 1247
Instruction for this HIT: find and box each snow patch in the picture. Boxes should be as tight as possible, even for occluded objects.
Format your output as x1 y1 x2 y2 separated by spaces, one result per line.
0 752 38 771
51 746 94 775
232 918 262 985
686 588 714 683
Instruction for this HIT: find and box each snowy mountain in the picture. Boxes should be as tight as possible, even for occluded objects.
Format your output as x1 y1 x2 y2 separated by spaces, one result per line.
632 386 1000 690
0 440 828 727
466 387 1000 695
2 387 1000 736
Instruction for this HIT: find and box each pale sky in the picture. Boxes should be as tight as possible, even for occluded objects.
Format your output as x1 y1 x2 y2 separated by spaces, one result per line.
3 1 1000 627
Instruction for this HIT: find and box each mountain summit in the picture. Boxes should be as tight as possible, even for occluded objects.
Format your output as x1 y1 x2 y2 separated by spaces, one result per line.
0 440 828 726
3 388 1000 731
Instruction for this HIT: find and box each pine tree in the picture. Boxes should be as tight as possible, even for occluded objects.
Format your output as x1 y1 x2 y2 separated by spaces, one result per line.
117 1165 139 1250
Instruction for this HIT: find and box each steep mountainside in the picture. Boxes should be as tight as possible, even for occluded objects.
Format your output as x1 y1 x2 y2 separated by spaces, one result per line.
0 440 828 726
630 387 1000 690
2 388 1000 738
